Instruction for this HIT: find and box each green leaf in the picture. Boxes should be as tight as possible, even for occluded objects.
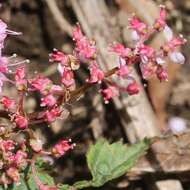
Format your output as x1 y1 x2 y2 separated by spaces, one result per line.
87 138 150 187
59 184 71 190
27 169 55 190
73 180 92 189
11 177 28 190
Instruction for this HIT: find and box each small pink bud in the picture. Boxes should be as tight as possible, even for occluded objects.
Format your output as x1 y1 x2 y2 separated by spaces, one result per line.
156 66 168 82
41 94 57 107
1 96 16 110
129 16 147 34
49 49 69 66
111 43 132 58
61 68 75 87
101 86 119 104
14 115 28 129
0 140 15 151
44 107 62 123
52 139 75 158
126 81 139 95
87 62 104 83
14 150 27 167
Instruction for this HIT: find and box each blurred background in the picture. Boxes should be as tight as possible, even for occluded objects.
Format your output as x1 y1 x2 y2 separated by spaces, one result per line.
1 0 190 189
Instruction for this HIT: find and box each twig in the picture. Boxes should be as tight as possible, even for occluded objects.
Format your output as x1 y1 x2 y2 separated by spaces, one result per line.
44 0 73 37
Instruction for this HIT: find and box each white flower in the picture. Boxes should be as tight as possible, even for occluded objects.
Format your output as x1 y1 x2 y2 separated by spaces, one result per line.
168 117 187 134
169 51 185 64
163 25 173 41
131 30 140 41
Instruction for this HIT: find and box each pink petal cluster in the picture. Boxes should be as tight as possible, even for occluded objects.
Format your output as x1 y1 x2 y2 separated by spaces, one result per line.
87 61 104 83
126 81 140 95
41 94 57 107
14 114 28 129
49 49 69 65
51 139 75 158
111 43 132 58
0 139 28 185
1 96 16 110
154 5 167 30
61 68 75 88
129 17 148 35
101 86 119 104
29 76 52 95
73 24 96 60
44 107 62 123
15 66 27 90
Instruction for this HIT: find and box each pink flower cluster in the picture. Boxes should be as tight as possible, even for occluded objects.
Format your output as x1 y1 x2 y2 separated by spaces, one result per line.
0 5 186 188
51 139 75 158
0 139 27 186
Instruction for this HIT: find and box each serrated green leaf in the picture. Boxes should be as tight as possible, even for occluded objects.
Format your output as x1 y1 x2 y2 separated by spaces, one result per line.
87 138 150 187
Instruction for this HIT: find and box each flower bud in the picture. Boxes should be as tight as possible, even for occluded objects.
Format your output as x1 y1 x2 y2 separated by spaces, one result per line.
126 81 139 95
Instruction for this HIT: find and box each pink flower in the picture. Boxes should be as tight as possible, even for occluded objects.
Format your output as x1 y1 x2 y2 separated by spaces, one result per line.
156 66 168 81
129 16 147 35
0 20 8 48
0 140 15 151
1 96 16 110
6 167 20 184
0 19 21 51
49 49 69 66
44 107 62 123
15 66 25 81
15 66 27 89
167 36 186 51
101 86 119 104
14 115 28 129
154 5 167 30
87 62 104 83
41 94 57 107
126 81 139 95
52 139 75 158
73 24 83 41
0 56 8 73
140 62 156 79
29 76 52 95
139 45 155 58
14 150 27 167
61 68 75 87
73 24 96 59
111 43 132 58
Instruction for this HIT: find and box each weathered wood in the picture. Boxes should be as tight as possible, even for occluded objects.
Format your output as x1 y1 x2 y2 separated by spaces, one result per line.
156 180 184 190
